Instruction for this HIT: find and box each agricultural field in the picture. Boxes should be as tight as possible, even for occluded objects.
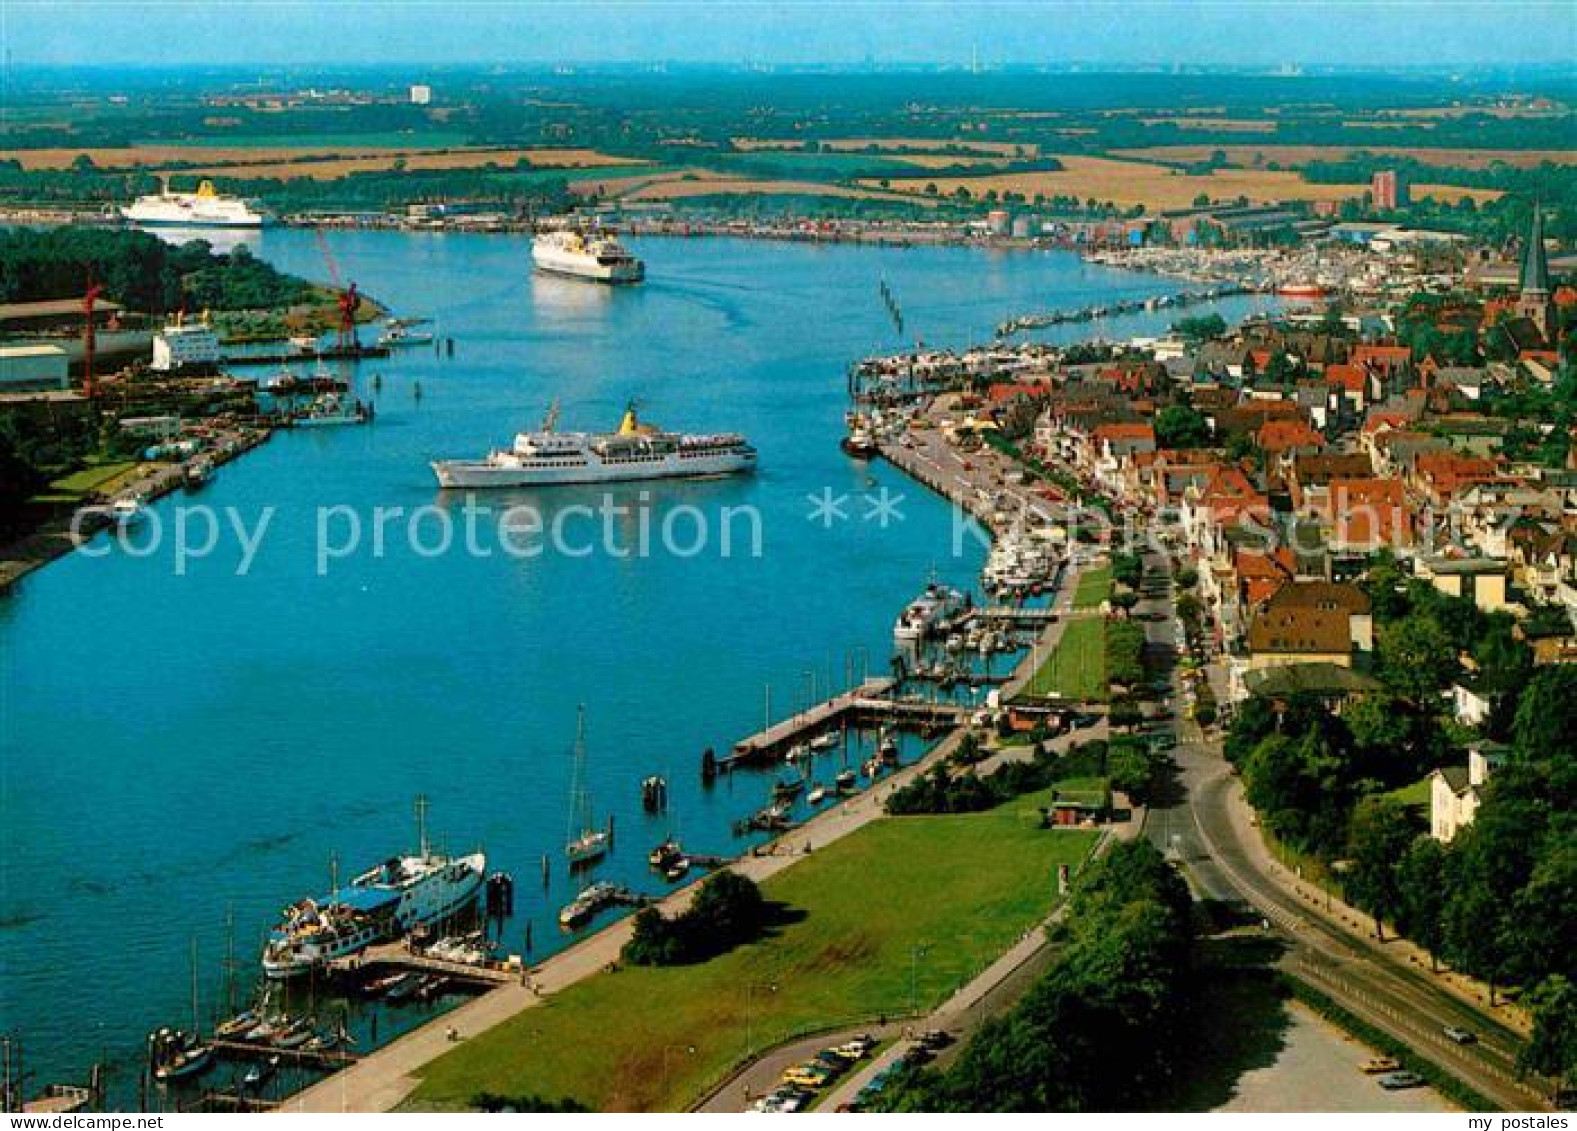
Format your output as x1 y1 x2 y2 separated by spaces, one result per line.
1109 145 1577 170
408 803 1099 1111
732 136 1039 157
863 154 1500 211
594 170 938 206
0 145 643 176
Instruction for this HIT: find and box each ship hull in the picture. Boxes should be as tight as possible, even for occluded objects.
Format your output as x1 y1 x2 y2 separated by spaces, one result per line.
432 450 754 489
263 853 486 979
532 257 644 284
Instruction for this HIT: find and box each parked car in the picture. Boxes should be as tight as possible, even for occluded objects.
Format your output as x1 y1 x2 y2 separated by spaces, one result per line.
918 1029 955 1050
1443 1026 1476 1045
1361 1056 1402 1075
1378 1071 1425 1090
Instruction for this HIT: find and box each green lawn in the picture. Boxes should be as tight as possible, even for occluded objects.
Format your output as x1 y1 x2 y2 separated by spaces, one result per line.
1073 566 1112 610
1019 616 1107 701
44 460 141 499
408 807 1100 1112
1385 776 1433 817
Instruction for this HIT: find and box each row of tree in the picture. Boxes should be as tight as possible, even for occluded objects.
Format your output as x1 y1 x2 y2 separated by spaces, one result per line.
870 839 1193 1111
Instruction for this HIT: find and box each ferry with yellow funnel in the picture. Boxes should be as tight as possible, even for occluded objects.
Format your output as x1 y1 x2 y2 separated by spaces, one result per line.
122 180 274 228
431 401 756 488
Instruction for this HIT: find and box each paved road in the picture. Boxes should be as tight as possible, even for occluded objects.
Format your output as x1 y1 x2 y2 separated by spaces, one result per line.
1132 548 1550 1112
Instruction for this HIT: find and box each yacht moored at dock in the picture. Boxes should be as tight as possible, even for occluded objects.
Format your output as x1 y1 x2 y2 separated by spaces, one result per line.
261 801 485 979
432 402 755 488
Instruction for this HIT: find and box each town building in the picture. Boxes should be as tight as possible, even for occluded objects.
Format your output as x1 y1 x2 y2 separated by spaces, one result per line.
0 343 70 391
1430 744 1507 842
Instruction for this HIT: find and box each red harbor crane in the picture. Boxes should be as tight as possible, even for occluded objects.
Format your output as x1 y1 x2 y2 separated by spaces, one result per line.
82 278 104 399
313 227 360 353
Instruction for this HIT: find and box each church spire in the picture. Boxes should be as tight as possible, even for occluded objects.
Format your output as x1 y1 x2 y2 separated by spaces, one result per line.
1520 204 1550 296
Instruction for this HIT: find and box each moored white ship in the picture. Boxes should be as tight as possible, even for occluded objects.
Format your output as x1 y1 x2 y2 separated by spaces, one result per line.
532 229 644 283
122 180 273 228
432 402 755 488
261 802 485 979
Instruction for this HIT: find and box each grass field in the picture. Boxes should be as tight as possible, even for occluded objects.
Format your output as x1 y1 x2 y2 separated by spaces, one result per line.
408 807 1099 1111
1020 615 1107 701
863 154 1500 211
45 460 141 498
1073 566 1112 611
1109 144 1575 171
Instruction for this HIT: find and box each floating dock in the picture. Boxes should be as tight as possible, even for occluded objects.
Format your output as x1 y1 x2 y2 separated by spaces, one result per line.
324 940 513 986
725 677 966 768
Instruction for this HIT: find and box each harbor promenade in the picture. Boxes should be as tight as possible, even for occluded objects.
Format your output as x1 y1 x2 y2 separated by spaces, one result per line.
287 725 980 1112
288 393 1090 1113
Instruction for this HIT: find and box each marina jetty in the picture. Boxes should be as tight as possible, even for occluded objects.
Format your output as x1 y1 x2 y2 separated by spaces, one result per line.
723 676 966 768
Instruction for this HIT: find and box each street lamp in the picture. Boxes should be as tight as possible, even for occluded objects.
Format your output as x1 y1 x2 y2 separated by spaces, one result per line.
745 980 778 1056
909 943 931 1016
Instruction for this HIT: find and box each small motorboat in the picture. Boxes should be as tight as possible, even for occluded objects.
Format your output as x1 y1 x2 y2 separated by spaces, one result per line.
214 1010 259 1040
807 785 829 806
272 1017 315 1049
110 495 147 529
773 775 805 801
415 975 449 1001
835 769 857 793
663 857 691 882
809 732 838 752
149 1029 215 1082
649 837 684 870
383 973 422 1003
243 1016 286 1043
301 1030 341 1054
242 1055 279 1090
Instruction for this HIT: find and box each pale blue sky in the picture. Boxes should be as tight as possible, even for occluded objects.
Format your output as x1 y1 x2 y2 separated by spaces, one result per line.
4 1 1574 70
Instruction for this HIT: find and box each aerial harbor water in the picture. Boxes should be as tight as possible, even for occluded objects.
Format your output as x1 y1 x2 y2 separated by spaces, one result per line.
0 231 1279 1098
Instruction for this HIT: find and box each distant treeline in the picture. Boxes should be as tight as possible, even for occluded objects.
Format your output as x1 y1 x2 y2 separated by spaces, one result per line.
870 839 1193 1111
0 226 317 313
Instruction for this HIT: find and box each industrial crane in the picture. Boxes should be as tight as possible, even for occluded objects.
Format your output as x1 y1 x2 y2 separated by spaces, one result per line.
313 228 360 353
82 277 104 399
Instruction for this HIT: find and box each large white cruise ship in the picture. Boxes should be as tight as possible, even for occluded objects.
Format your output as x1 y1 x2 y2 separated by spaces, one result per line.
261 806 486 979
121 180 273 228
432 402 756 489
532 229 644 283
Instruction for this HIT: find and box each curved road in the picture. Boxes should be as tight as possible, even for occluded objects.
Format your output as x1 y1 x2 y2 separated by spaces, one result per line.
1134 548 1549 1112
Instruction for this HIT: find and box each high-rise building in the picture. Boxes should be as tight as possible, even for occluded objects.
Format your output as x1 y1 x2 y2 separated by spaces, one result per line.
1371 169 1408 210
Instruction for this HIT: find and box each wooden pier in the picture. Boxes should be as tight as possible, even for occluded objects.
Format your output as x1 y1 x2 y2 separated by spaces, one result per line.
725 677 966 768
325 940 514 986
222 344 390 368
210 1039 361 1070
971 605 1059 624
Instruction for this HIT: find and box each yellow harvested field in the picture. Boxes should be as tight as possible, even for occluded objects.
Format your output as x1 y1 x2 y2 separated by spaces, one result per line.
1110 144 1577 170
733 136 1037 157
0 146 643 176
577 169 936 205
864 155 1499 211
889 154 1014 169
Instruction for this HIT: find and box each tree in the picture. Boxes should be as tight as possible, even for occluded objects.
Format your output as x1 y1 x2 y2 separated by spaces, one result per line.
1521 976 1577 1094
1153 404 1211 449
1377 613 1458 704
1396 837 1450 970
1345 796 1419 939
1513 665 1577 762
1243 727 1354 856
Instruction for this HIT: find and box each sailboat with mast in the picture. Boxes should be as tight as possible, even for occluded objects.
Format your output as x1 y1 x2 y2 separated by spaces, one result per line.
148 939 215 1083
566 706 610 867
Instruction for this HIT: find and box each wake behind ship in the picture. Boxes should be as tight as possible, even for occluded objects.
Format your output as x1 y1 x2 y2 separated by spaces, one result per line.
262 805 485 979
432 402 756 488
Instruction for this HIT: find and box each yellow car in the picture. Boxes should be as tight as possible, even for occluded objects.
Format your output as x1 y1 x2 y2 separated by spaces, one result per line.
782 1063 834 1089
1361 1056 1401 1075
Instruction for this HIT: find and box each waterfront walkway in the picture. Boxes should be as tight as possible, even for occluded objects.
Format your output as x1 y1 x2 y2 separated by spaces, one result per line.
286 726 978 1112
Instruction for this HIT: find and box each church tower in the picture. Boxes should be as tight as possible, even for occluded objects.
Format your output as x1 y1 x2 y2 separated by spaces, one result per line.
1517 205 1556 344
